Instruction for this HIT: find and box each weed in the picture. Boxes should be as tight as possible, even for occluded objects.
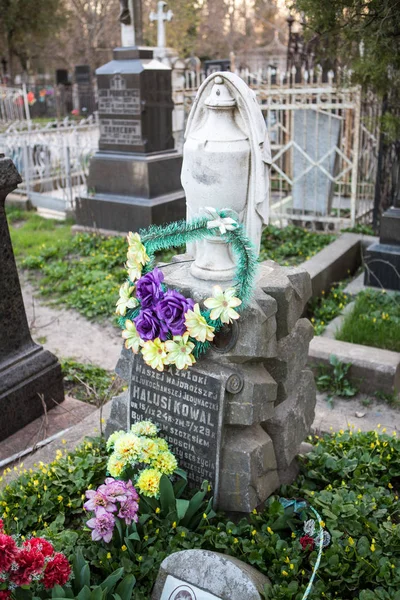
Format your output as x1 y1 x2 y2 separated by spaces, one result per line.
316 354 358 406
61 358 124 406
36 335 47 344
336 289 400 352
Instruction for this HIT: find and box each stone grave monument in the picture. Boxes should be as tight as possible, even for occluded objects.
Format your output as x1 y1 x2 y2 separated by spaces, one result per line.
151 549 270 600
75 0 185 234
74 65 95 116
364 202 400 291
292 109 341 217
0 155 64 442
106 73 316 512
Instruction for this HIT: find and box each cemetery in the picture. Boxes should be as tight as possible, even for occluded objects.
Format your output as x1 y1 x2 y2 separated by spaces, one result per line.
1 1 400 599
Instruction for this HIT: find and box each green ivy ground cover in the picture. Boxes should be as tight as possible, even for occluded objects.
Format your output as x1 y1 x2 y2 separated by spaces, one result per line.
1 429 399 600
336 290 400 352
6 208 335 323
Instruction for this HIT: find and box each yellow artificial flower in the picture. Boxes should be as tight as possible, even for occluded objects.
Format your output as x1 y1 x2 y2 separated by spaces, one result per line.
204 285 242 323
131 420 158 437
116 282 138 316
126 257 143 282
138 438 159 463
165 333 195 370
141 338 167 372
114 433 142 461
106 430 125 451
136 468 162 498
127 232 149 266
107 455 126 478
184 304 215 343
156 438 169 453
122 320 143 354
152 451 178 475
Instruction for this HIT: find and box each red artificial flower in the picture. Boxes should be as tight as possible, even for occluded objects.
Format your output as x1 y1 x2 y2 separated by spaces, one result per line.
43 553 71 589
299 535 315 551
0 533 17 571
0 518 4 531
10 547 45 586
23 537 54 557
0 592 11 600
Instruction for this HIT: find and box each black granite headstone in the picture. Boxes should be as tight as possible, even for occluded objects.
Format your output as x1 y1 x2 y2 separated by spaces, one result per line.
364 206 400 291
75 47 185 234
128 354 227 494
74 65 95 115
0 156 65 441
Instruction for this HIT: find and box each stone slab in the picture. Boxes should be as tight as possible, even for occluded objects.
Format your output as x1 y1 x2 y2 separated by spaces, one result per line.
309 336 400 395
151 550 270 600
301 233 365 298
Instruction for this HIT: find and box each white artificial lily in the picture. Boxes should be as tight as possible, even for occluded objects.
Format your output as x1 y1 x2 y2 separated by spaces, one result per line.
204 207 238 234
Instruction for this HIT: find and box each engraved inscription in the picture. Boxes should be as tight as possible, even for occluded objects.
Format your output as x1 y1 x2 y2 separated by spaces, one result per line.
129 357 222 489
98 88 140 115
100 119 141 145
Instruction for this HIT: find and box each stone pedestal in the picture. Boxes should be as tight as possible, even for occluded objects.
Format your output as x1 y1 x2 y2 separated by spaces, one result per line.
364 207 400 290
0 156 64 442
107 259 316 513
75 47 185 233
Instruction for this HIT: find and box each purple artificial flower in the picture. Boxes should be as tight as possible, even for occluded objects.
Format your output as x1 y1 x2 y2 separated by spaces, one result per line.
134 309 168 341
101 478 129 503
118 499 139 525
84 489 117 514
86 507 115 543
136 268 164 308
125 480 140 502
156 290 195 335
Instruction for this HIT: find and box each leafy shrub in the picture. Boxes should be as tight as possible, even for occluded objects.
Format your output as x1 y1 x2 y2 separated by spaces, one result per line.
260 225 335 266
316 354 358 404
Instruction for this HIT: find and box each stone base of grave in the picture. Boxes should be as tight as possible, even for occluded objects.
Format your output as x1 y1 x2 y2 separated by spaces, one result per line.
364 207 400 291
106 259 316 513
75 150 185 233
0 346 64 442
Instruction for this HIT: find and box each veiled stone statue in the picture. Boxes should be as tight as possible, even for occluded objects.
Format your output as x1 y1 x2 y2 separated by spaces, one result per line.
119 0 131 25
182 72 271 281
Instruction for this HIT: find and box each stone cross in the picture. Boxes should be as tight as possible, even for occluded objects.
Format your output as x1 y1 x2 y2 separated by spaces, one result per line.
149 1 173 50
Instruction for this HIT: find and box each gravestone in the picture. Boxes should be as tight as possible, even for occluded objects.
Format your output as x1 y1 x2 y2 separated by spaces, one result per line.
364 205 400 290
292 109 341 216
74 65 95 115
75 3 185 234
151 550 270 600
106 73 316 512
0 156 64 441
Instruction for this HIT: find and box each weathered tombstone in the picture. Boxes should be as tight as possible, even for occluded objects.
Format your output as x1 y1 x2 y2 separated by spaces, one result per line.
151 550 270 600
74 65 95 116
0 156 64 442
292 109 341 216
75 3 185 234
364 203 400 290
107 73 316 512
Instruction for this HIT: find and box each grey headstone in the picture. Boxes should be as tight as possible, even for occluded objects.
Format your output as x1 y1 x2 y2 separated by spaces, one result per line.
292 109 341 215
151 550 270 600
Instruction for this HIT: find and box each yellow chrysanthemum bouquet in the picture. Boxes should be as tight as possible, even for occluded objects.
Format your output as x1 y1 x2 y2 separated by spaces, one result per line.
106 421 179 498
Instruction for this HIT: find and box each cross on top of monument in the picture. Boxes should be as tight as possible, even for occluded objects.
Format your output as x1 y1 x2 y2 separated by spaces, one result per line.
149 1 173 50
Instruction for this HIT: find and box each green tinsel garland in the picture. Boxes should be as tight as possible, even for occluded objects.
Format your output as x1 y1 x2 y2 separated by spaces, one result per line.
118 211 259 360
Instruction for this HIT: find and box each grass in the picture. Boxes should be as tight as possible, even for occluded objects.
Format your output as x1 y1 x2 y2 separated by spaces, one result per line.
6 207 336 323
336 289 400 352
307 283 352 334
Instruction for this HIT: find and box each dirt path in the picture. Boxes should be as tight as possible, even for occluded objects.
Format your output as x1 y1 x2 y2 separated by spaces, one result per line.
21 275 122 371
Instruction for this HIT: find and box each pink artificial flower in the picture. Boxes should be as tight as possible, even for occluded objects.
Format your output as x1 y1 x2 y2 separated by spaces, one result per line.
118 499 139 525
84 490 117 513
86 507 115 543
